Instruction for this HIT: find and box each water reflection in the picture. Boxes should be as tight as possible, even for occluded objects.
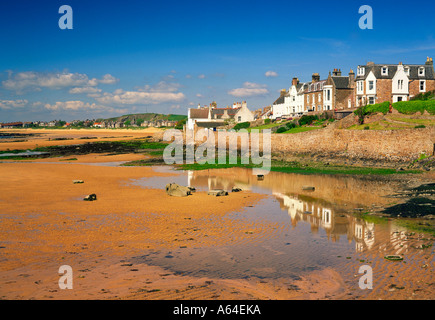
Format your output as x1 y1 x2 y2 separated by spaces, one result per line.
132 167 433 282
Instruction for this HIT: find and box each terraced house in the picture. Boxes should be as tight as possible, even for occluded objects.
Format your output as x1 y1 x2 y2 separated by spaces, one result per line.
303 73 327 114
355 57 435 107
323 68 356 115
271 78 305 119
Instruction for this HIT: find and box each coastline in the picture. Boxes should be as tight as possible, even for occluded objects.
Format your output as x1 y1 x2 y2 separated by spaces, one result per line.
0 128 434 300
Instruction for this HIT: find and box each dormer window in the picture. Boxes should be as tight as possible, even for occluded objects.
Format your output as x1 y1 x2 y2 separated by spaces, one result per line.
382 66 388 76
357 67 365 76
404 66 410 76
418 67 425 76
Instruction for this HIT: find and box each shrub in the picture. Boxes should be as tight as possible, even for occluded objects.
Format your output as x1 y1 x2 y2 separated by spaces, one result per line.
364 101 390 115
299 115 318 126
415 125 426 129
264 119 271 124
285 121 297 130
364 126 370 130
233 122 251 131
393 100 435 115
276 127 287 133
410 90 435 101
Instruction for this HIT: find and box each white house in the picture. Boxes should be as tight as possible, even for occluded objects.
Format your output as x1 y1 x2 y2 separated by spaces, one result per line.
271 78 306 119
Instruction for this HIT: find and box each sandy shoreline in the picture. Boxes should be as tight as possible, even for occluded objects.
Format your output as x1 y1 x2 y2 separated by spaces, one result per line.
0 129 434 300
0 154 349 300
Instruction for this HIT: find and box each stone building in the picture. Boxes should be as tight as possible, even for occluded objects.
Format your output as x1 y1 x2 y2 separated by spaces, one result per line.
303 73 327 114
187 101 254 131
323 68 356 118
355 57 435 106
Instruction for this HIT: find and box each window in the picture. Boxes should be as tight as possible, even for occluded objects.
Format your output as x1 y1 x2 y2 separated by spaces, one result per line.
368 97 375 105
420 80 426 92
368 80 374 91
307 95 310 103
327 89 331 101
398 79 403 90
404 67 410 76
419 67 425 76
358 67 365 76
318 93 321 102
382 66 388 76
238 116 241 122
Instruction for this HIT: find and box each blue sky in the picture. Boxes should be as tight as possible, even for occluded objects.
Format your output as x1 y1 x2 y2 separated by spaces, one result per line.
1 0 435 122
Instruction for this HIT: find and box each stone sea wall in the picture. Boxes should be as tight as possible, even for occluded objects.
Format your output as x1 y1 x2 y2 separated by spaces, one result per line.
155 126 434 163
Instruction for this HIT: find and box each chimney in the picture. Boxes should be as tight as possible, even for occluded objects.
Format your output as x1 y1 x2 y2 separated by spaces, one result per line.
332 68 342 76
312 73 320 82
280 89 287 96
292 77 299 86
426 57 433 65
349 69 355 88
367 61 375 66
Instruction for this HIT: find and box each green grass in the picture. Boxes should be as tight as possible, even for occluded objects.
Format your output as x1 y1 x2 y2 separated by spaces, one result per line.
178 159 422 176
395 220 435 237
269 162 421 175
110 140 168 150
248 122 286 132
281 126 322 134
388 116 435 126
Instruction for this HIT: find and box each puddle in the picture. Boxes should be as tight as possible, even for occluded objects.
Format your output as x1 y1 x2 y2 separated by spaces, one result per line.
129 167 435 291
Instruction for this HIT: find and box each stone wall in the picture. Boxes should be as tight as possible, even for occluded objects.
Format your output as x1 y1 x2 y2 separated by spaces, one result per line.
156 126 434 163
271 126 434 162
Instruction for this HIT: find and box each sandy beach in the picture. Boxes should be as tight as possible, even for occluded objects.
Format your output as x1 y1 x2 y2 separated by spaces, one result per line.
0 129 434 300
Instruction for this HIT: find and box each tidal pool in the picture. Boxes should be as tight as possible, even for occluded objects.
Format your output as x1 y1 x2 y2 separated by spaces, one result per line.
129 167 434 297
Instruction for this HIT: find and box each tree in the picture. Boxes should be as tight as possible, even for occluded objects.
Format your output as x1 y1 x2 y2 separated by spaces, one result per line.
354 104 367 125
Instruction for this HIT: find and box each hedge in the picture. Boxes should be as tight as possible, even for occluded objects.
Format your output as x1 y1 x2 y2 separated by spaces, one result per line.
364 101 390 115
233 122 251 131
393 100 435 115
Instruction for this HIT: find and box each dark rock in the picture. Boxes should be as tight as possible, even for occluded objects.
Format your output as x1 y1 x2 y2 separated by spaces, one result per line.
208 190 228 197
83 194 97 201
165 183 192 197
232 187 243 192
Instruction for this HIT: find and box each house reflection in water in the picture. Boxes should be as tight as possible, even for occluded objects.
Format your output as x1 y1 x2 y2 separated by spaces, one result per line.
273 192 375 252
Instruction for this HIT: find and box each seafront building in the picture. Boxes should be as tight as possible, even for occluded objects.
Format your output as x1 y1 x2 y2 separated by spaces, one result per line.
270 57 435 120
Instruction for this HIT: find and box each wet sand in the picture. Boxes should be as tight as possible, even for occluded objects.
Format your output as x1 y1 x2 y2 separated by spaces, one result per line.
0 128 163 152
0 153 351 300
0 129 434 300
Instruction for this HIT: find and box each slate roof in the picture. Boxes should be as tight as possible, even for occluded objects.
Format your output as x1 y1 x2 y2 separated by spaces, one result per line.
189 109 209 119
196 121 226 128
356 64 435 81
331 76 351 89
273 94 286 105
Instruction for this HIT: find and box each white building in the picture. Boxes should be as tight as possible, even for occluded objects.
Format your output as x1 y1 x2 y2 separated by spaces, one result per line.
271 78 306 119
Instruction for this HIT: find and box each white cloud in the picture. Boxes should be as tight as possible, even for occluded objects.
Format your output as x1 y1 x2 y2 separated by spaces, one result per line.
265 71 278 77
0 99 28 110
95 81 186 105
96 91 186 105
98 74 119 84
228 82 269 97
2 71 118 92
198 74 206 79
69 87 103 94
196 93 203 98
44 101 127 114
